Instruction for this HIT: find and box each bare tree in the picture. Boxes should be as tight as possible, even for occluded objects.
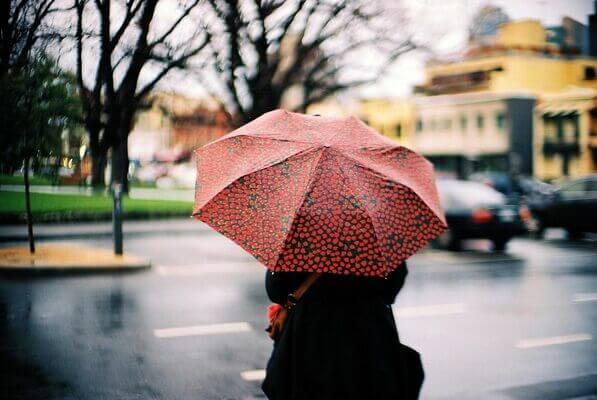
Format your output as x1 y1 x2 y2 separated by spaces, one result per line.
198 0 415 125
0 0 62 77
70 0 210 190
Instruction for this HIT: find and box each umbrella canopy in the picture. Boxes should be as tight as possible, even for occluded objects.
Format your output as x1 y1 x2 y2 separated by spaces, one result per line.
192 110 447 277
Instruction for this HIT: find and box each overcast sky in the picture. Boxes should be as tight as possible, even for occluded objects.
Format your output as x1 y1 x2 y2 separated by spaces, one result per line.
357 0 595 98
161 0 595 100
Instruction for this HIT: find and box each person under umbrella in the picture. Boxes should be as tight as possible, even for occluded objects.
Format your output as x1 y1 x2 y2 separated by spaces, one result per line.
192 110 447 400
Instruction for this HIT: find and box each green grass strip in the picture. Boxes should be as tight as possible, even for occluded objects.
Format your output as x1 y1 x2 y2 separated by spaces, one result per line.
0 191 193 224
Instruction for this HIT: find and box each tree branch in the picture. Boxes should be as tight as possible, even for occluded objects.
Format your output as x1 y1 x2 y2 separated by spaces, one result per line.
136 30 211 102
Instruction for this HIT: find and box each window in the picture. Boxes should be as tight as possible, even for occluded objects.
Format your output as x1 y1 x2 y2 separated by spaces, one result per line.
395 123 402 138
437 181 506 209
416 119 423 133
495 112 506 130
563 118 577 143
476 114 484 130
544 119 557 140
584 66 596 80
460 115 467 131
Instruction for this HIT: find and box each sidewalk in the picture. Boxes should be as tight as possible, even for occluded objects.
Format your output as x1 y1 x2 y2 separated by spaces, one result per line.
0 243 150 274
0 218 211 242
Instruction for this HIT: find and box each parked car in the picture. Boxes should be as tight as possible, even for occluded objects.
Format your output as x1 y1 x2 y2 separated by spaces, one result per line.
435 180 529 251
469 172 555 203
529 174 597 238
469 172 520 196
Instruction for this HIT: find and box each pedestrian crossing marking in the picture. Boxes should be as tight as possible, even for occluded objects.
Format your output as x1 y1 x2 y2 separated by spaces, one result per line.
154 322 252 338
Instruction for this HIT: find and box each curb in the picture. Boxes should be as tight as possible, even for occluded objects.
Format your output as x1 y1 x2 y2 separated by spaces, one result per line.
0 262 151 276
0 243 151 276
0 228 210 243
0 219 212 243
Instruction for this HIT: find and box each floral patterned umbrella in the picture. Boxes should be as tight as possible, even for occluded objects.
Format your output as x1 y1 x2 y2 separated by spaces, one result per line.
192 110 447 277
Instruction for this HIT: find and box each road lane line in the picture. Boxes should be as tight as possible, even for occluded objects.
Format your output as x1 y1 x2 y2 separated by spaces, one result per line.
241 369 266 381
395 303 466 318
154 322 252 338
574 293 597 302
413 253 519 265
516 334 592 349
156 264 260 276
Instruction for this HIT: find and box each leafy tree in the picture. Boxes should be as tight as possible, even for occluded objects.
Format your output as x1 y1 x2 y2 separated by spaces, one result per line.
0 55 81 252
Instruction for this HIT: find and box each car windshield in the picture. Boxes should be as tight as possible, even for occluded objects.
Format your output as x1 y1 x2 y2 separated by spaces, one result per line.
438 180 506 209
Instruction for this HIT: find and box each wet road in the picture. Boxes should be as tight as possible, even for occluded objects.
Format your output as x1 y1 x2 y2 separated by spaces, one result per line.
1 225 596 400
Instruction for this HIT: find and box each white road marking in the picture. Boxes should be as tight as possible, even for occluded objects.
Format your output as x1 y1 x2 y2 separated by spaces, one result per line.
395 303 466 318
413 251 519 265
154 322 252 338
241 369 266 381
156 264 260 276
516 334 592 349
573 293 597 302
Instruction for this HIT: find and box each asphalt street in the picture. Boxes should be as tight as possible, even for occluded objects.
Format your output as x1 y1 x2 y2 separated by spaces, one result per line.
0 222 595 400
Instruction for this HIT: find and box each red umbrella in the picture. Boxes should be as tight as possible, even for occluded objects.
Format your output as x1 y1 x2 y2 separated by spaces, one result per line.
192 110 447 277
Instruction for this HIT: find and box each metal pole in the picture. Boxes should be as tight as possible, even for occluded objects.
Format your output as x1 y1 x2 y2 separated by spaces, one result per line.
24 157 35 254
112 183 123 255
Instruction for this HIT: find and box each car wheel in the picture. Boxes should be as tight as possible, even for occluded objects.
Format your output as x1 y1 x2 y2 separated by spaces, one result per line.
492 239 509 252
532 218 546 239
566 229 585 240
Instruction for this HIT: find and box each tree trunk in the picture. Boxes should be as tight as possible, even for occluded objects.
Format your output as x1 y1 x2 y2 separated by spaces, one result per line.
23 157 35 254
88 121 108 190
91 148 108 188
109 107 135 193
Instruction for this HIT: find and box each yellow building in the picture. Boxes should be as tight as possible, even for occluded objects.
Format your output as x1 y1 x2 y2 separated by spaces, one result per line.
420 20 597 96
534 88 597 180
415 18 597 180
357 99 415 147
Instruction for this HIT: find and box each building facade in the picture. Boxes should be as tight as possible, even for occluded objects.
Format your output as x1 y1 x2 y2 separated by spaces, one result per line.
128 92 231 162
357 99 415 148
412 92 534 178
534 88 597 179
412 16 597 180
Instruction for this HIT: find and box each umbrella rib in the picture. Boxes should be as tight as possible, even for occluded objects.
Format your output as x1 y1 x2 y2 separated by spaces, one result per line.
271 147 326 272
339 151 447 229
196 133 317 153
332 152 388 277
193 142 317 213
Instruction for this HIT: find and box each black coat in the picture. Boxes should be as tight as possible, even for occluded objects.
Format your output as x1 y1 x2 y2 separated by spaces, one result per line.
261 263 423 400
